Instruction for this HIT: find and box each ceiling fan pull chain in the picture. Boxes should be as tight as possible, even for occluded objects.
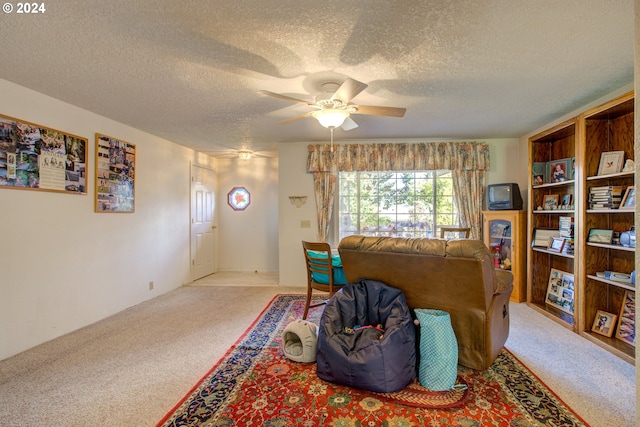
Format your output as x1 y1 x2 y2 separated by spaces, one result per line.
330 127 334 151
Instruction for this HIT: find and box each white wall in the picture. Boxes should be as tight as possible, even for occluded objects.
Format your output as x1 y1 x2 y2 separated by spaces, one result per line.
216 157 279 272
0 79 215 360
277 138 524 286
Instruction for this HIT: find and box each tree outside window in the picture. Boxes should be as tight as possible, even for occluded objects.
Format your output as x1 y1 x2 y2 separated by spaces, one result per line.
336 170 459 242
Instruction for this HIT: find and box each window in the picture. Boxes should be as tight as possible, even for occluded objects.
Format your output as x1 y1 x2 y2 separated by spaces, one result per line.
336 170 459 241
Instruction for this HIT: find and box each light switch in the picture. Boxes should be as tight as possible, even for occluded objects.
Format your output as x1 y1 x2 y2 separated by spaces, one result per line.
300 220 311 228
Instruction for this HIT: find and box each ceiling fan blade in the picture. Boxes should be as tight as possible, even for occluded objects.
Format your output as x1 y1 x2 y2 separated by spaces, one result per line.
278 112 313 124
330 78 368 103
353 105 406 117
258 90 312 105
341 116 359 131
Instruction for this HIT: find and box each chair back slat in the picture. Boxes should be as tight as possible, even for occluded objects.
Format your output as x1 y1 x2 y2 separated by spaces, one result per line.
301 240 346 319
440 227 471 239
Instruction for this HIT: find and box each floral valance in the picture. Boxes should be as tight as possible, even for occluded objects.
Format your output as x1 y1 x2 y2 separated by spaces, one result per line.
307 142 490 173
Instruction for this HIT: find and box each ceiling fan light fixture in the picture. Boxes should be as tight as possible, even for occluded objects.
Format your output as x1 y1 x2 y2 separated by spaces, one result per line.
312 108 350 128
238 150 253 160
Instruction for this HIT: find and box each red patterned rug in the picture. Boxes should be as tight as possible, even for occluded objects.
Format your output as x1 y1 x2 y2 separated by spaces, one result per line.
157 294 590 426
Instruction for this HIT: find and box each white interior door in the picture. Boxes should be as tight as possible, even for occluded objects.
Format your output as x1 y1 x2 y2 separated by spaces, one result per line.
191 164 217 280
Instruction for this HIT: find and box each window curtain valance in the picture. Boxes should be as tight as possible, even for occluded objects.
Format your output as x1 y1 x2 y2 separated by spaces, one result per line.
307 142 490 172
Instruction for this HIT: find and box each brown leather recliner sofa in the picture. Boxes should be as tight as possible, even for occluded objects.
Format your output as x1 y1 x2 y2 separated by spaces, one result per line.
338 235 514 370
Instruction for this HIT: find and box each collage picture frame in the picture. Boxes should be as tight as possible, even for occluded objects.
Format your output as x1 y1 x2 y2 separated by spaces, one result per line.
95 134 136 213
545 268 575 315
0 113 88 194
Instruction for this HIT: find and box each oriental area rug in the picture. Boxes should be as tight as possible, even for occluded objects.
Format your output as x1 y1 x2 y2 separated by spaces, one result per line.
157 294 589 427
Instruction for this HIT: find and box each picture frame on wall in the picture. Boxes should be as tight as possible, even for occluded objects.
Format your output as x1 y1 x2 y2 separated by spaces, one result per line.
591 310 617 338
0 113 88 194
95 134 136 213
616 291 635 346
597 151 624 176
545 268 574 315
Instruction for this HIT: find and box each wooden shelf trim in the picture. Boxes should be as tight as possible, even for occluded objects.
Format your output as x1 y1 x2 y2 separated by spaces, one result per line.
533 209 575 214
586 209 635 214
586 274 636 291
586 242 635 252
586 171 634 181
532 247 575 258
532 180 575 189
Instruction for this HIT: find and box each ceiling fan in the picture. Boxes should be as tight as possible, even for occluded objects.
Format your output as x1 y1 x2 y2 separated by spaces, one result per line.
258 78 406 131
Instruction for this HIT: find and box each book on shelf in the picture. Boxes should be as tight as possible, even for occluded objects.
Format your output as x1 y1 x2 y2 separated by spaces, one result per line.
589 185 624 195
588 186 624 209
559 216 574 237
589 203 622 209
588 195 622 202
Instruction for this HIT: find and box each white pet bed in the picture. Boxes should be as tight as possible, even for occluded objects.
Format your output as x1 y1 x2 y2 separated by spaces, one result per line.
282 319 319 363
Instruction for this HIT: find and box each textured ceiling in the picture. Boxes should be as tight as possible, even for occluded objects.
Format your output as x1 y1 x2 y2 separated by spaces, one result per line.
0 0 634 157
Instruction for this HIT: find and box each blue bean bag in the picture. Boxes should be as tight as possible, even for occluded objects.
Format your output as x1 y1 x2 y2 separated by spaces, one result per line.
316 279 416 393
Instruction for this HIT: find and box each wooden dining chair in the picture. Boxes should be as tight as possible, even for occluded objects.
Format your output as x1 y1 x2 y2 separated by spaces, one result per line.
301 241 346 320
440 227 471 239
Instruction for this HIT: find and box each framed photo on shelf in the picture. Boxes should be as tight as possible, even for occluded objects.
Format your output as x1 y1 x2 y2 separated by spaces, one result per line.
620 186 635 210
616 291 636 346
532 162 546 185
587 228 614 244
560 193 572 207
543 194 559 210
548 159 569 183
547 236 565 252
532 228 560 248
597 151 624 176
591 310 617 337
545 268 574 315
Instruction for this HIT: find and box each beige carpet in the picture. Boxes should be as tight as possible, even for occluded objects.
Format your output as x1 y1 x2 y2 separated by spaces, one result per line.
0 273 635 427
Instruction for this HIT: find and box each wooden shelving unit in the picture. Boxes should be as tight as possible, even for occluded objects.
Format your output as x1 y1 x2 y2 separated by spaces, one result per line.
527 119 578 331
577 91 635 364
527 91 635 363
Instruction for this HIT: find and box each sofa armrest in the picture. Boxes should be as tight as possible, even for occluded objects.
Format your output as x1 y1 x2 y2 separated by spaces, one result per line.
494 270 514 295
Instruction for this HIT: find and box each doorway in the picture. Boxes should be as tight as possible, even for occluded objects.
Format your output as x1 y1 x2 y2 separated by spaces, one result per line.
190 164 217 281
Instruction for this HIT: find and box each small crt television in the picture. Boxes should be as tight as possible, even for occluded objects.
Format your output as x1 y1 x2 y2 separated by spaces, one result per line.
487 183 523 210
